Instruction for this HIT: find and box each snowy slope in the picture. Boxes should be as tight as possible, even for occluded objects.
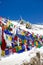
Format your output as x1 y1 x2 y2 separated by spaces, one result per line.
0 47 43 65
11 21 43 35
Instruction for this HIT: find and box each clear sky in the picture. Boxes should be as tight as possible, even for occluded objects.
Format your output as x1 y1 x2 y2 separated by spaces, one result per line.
0 0 43 24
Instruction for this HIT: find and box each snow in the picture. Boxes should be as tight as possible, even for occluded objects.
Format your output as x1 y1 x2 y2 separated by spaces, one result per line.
0 47 43 65
11 21 43 35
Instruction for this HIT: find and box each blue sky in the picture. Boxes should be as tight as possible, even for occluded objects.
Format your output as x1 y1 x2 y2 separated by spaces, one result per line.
0 0 43 24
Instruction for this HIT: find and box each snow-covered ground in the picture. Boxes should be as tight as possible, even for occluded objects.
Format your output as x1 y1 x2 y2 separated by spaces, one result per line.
11 21 43 35
0 47 43 65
